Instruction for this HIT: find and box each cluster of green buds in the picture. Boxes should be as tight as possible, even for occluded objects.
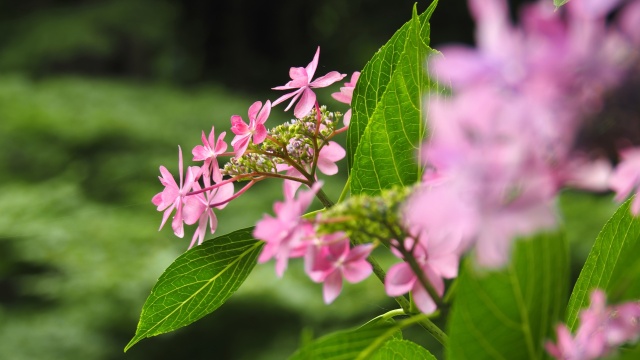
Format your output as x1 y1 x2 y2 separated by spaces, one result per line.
316 185 415 246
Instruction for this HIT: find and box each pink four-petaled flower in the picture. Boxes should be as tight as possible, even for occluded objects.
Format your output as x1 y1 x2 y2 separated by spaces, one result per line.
152 146 201 238
253 182 322 277
306 236 373 304
230 100 271 158
385 237 459 314
272 47 346 119
192 126 227 183
546 289 640 360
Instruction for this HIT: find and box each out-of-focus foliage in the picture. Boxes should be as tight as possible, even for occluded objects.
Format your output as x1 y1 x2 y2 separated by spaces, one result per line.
0 0 490 88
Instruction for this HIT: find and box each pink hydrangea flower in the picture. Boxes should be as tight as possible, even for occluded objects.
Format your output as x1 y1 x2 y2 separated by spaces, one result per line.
230 100 271 158
272 47 346 119
385 237 460 314
152 146 202 238
546 289 640 360
331 71 360 126
305 235 373 304
253 182 322 277
192 126 227 183
278 141 346 199
183 175 235 249
609 147 640 214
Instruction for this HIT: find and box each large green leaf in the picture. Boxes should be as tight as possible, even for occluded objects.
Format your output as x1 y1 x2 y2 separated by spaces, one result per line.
124 227 263 351
347 1 438 195
565 198 640 331
371 339 437 360
447 231 569 360
289 315 426 360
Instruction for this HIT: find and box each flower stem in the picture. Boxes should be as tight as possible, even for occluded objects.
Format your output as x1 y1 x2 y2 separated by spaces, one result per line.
417 317 448 347
315 188 334 208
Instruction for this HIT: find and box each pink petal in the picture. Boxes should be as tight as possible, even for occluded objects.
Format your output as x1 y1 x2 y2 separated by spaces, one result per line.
305 47 320 81
215 131 227 153
211 182 235 209
152 192 163 207
247 101 263 122
310 71 346 88
342 259 373 283
293 87 316 118
182 196 205 225
289 67 309 84
317 142 346 175
253 216 282 242
253 124 267 144
343 109 351 127
411 283 438 314
331 90 352 104
231 135 250 158
344 243 374 262
257 100 271 124
206 127 216 146
230 115 250 135
192 145 209 162
428 253 460 279
385 262 416 296
322 270 343 304
172 205 185 238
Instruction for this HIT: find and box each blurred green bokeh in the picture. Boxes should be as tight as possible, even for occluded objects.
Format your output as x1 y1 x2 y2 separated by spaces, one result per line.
0 0 624 359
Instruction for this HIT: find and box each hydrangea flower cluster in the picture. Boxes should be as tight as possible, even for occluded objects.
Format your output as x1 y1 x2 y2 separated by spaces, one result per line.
150 0 640 339
546 289 640 360
152 47 354 244
152 47 373 303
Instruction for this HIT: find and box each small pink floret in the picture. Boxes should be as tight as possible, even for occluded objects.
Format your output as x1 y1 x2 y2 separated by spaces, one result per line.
272 47 346 118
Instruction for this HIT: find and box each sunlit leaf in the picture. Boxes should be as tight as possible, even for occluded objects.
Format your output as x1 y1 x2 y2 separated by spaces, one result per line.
447 231 569 360
348 1 439 196
125 227 262 351
565 198 640 331
371 339 437 360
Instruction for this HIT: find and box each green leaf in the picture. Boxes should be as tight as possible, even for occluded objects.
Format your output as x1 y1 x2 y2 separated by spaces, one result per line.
554 0 570 9
618 343 640 360
348 1 439 196
124 227 263 351
565 198 640 331
447 231 569 360
289 315 427 360
371 339 437 360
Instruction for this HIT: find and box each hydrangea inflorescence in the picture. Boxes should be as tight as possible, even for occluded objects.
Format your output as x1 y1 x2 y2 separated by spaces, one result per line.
150 3 640 349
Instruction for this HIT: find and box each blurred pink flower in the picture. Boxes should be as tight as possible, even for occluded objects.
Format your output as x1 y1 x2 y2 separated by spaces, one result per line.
385 237 459 314
306 236 373 304
272 47 346 118
152 146 202 238
410 0 640 267
192 126 227 183
546 289 640 360
609 147 640 214
253 182 321 276
230 100 271 158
